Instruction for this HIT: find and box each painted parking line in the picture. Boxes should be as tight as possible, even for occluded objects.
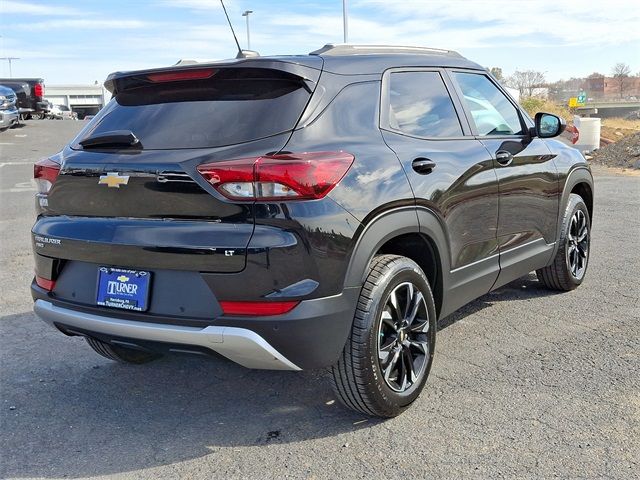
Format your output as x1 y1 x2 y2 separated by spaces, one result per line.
0 162 35 168
0 179 37 193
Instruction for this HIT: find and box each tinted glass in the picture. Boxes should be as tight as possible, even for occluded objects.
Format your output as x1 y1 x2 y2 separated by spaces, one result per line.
388 71 462 138
453 73 523 136
78 68 310 149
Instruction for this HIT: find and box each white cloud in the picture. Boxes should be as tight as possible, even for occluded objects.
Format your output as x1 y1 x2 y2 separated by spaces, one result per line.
0 0 81 15
354 0 640 47
12 19 156 30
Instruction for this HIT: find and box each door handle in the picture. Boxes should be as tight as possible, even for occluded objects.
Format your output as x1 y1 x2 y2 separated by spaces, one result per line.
495 150 513 166
412 158 436 174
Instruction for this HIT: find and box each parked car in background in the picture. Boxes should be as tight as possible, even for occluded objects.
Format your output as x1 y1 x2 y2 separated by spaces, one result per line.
0 80 34 119
0 85 19 131
48 104 74 120
0 77 47 119
30 45 594 418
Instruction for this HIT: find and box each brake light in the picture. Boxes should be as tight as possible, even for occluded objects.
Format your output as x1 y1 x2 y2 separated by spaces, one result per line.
147 68 217 83
220 301 299 316
34 83 44 97
34 158 61 194
197 151 354 201
35 276 55 291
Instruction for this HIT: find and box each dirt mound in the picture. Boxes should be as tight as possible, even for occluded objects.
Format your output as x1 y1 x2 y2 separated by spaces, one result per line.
590 132 640 169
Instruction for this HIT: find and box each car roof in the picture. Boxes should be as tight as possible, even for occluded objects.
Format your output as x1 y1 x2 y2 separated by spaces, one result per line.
105 44 485 91
311 44 483 74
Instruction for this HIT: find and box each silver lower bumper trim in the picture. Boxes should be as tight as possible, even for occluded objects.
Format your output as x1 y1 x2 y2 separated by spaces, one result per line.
34 300 300 371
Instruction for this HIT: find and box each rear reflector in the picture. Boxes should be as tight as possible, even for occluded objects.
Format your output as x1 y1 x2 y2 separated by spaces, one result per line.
34 158 61 194
35 276 55 291
197 151 354 201
147 68 217 83
220 301 299 316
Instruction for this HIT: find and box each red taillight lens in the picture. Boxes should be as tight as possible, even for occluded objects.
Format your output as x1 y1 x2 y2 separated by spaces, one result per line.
147 68 217 83
34 83 44 97
35 276 55 291
220 301 299 316
197 151 354 201
34 158 61 194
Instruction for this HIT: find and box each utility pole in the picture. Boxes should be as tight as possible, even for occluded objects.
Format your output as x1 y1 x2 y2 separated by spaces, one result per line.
0 57 19 77
242 10 253 50
343 0 348 43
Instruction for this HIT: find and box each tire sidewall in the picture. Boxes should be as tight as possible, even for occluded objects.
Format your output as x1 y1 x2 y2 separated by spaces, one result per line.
362 260 437 412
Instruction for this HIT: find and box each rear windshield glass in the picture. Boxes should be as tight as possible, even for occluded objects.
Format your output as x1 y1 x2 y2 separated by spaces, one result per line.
75 68 310 150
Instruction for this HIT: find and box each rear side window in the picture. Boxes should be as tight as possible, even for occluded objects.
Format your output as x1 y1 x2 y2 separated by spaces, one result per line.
453 72 523 136
388 71 462 138
77 68 310 150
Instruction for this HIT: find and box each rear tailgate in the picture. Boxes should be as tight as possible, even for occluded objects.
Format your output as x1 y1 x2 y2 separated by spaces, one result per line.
33 60 322 275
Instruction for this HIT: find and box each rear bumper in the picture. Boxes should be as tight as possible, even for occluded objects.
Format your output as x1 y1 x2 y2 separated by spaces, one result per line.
35 299 301 370
32 286 360 370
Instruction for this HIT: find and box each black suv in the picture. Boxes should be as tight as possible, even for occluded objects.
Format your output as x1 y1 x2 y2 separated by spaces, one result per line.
31 45 593 417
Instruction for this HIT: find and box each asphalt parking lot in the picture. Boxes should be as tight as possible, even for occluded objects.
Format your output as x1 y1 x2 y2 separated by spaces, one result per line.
1 121 638 479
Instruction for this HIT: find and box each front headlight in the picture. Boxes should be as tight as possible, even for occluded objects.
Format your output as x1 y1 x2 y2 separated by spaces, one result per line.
0 96 6 101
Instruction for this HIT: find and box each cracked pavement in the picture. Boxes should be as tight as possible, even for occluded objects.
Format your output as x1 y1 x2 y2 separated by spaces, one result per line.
1 121 639 479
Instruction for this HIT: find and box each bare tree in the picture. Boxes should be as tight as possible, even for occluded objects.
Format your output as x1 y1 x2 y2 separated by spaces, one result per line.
489 67 503 81
611 63 631 98
506 70 547 98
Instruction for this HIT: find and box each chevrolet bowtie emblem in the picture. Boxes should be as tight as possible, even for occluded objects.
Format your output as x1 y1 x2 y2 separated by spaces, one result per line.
98 172 130 188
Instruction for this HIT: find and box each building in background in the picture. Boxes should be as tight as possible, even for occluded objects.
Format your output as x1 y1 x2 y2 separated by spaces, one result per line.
45 83 110 119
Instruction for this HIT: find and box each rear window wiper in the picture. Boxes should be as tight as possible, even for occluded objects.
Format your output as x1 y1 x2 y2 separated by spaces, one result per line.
79 130 142 149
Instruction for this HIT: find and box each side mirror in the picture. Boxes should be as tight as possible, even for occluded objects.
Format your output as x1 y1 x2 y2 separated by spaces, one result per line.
534 112 566 138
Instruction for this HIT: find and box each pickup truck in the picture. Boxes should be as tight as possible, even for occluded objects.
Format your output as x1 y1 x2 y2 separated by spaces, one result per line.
0 77 48 119
0 84 19 131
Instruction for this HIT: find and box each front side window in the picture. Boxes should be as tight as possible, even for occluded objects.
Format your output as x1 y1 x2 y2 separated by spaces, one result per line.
388 71 463 138
453 72 523 136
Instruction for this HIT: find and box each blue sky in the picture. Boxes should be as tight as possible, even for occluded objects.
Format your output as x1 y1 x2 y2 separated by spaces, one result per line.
0 0 638 85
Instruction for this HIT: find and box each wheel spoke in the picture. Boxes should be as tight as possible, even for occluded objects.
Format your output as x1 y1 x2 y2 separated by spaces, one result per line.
403 346 415 384
410 339 429 356
407 291 424 325
403 283 414 319
378 338 396 364
410 316 429 333
383 348 401 383
578 224 588 242
388 290 403 322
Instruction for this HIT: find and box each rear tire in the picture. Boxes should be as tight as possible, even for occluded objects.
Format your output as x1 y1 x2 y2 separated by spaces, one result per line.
536 193 591 291
330 254 437 418
85 337 160 364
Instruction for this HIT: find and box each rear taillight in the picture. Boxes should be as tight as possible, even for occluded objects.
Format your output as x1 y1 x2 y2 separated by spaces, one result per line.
197 151 354 201
220 301 299 316
34 158 60 194
34 83 44 97
35 275 55 291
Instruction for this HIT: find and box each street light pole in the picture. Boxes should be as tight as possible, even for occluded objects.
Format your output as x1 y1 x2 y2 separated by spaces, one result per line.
0 57 20 77
242 10 253 50
343 0 348 43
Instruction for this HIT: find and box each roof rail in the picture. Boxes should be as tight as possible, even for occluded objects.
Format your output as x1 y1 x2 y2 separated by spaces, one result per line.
309 44 462 58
